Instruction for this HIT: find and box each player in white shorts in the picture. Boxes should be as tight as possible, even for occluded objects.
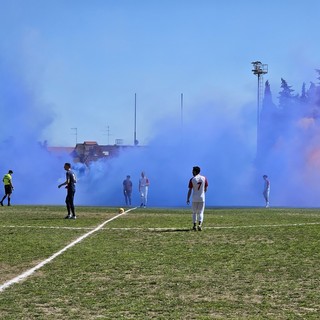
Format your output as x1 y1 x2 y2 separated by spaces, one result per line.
186 166 208 231
262 174 270 208
139 171 150 208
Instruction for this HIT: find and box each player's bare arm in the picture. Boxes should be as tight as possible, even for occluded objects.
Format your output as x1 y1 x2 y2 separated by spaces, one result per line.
186 188 192 204
58 180 68 188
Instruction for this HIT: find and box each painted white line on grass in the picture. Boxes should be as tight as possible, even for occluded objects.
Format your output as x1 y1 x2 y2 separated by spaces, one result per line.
1 225 94 230
0 207 137 293
1 221 320 232
107 222 320 231
207 222 320 229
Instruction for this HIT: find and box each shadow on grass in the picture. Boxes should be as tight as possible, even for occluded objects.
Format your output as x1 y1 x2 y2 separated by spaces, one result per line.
150 228 192 233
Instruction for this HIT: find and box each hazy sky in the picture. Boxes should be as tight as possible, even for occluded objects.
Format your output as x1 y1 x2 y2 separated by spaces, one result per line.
1 0 320 147
2 0 320 207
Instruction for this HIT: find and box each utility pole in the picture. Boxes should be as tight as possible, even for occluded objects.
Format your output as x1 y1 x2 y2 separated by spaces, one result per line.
71 127 78 145
134 93 138 145
106 124 112 145
181 93 184 129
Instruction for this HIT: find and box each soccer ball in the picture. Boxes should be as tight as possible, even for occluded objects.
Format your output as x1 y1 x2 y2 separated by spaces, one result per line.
119 208 125 213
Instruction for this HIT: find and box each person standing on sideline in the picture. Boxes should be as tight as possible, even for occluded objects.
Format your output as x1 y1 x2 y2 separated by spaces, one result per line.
123 175 133 206
139 171 150 208
263 174 270 208
0 170 14 206
58 163 77 219
187 166 208 231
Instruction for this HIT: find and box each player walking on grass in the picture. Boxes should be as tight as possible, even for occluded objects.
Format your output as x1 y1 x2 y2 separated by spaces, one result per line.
139 171 150 208
263 174 270 208
187 166 208 231
58 163 77 219
123 175 133 206
0 170 14 206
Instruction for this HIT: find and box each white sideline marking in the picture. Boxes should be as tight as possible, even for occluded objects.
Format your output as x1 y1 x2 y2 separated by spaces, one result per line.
109 222 320 231
1 221 320 232
1 225 94 230
0 207 137 293
204 222 320 230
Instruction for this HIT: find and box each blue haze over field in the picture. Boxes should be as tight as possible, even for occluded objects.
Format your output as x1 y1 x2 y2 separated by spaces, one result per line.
1 1 320 207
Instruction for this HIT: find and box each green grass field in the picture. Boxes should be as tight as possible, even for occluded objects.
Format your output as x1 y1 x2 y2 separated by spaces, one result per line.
0 206 320 319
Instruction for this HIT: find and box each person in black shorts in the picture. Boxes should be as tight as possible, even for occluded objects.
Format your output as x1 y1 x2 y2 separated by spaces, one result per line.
58 163 77 219
123 175 133 206
0 170 14 206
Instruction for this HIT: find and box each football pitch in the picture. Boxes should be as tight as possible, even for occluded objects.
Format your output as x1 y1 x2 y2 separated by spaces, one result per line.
0 206 320 319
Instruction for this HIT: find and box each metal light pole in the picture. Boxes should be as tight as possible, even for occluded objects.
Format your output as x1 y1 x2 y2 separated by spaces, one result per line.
134 93 138 146
180 93 184 129
251 61 268 155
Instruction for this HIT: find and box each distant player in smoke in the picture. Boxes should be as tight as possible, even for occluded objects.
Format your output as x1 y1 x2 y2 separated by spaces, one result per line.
0 170 14 206
58 163 77 219
139 171 150 208
187 166 208 231
123 175 133 206
262 175 270 208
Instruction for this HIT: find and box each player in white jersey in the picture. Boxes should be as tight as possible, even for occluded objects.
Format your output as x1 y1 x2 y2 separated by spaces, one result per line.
262 175 270 208
186 166 208 231
139 171 150 208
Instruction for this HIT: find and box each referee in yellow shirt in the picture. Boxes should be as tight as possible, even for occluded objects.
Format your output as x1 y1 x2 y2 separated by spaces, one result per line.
0 170 14 206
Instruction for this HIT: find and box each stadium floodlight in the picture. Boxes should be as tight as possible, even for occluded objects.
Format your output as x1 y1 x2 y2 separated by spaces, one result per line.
251 61 268 155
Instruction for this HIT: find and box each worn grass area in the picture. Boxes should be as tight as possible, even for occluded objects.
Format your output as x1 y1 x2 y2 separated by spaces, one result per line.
0 206 320 319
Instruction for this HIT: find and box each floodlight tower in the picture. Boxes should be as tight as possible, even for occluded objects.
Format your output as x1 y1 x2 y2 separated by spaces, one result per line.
251 61 268 154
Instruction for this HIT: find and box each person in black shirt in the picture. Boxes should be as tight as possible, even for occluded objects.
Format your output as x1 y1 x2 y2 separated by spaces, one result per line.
58 163 77 219
123 175 133 206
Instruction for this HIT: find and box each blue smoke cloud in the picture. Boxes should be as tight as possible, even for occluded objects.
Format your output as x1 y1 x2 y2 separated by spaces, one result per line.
71 101 259 207
0 59 62 205
0 57 262 208
256 78 320 207
3 55 320 208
